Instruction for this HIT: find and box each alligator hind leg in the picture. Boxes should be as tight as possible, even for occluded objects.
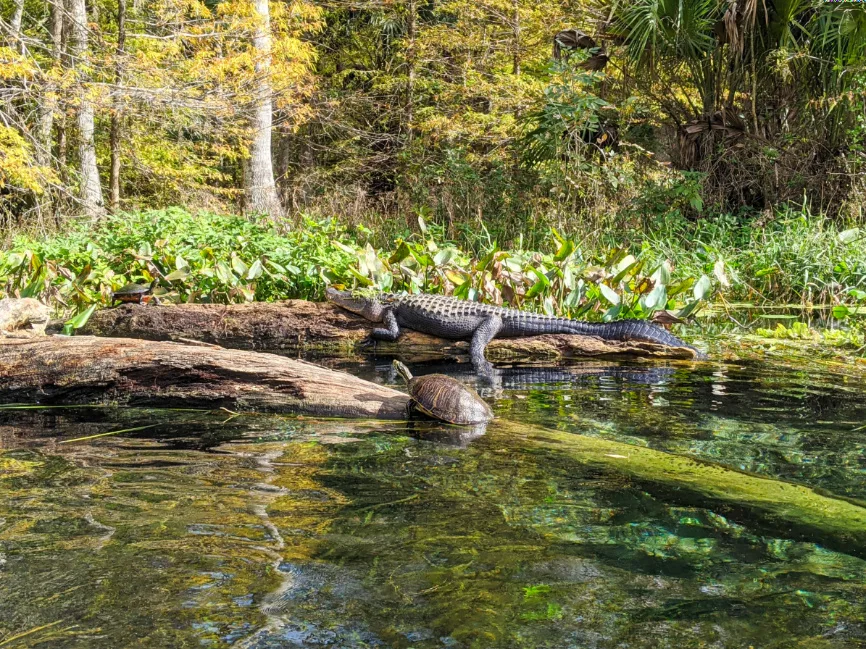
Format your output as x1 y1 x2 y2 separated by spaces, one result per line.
470 315 502 378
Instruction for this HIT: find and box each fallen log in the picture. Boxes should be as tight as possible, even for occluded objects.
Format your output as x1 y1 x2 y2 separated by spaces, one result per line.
504 421 866 558
0 336 409 419
78 301 700 362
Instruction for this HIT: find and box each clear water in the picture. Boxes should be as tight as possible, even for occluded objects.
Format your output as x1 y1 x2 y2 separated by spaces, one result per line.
2 359 866 648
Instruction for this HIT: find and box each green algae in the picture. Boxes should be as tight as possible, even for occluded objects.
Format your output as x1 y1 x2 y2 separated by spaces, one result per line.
2 360 866 647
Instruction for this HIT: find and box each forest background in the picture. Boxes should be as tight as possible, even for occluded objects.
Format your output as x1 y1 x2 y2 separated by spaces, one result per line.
1 0 866 341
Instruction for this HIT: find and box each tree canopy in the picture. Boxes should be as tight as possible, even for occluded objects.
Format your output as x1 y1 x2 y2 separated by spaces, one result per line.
1 0 864 242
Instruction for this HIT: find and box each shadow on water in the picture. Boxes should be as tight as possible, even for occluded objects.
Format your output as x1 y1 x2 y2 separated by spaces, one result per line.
2 357 866 647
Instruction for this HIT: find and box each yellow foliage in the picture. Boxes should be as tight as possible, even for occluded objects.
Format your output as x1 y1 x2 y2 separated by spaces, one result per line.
0 46 37 80
0 127 57 194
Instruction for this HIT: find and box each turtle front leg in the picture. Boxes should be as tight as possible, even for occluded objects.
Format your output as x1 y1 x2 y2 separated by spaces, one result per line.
470 315 502 378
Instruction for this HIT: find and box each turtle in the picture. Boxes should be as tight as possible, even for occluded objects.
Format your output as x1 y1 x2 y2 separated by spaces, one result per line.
392 360 494 425
112 280 160 305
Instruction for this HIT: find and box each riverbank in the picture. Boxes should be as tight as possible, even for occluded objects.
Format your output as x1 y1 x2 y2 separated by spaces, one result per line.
1 208 863 363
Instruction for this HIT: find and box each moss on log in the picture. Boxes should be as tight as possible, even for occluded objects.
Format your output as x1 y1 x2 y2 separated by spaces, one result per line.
0 336 409 418
503 421 866 556
78 301 700 362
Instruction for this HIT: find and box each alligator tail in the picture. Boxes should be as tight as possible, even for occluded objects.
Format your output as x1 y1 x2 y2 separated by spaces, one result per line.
549 318 707 359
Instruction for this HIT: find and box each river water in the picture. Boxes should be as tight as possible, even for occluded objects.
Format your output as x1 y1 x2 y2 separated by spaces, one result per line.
2 358 865 648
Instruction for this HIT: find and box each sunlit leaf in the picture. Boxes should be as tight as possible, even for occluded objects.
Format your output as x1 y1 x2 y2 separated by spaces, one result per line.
388 242 412 264
445 270 467 285
838 228 860 244
553 239 575 262
247 259 264 280
651 261 672 286
215 261 235 285
713 259 730 288
599 283 620 305
693 274 712 300
434 248 454 266
831 305 850 320
65 303 98 331
677 299 702 319
612 258 640 284
565 286 583 308
231 254 248 277
602 304 622 321
642 283 667 311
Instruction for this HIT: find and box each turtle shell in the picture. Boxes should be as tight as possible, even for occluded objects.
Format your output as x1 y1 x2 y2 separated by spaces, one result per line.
113 282 154 303
408 374 493 425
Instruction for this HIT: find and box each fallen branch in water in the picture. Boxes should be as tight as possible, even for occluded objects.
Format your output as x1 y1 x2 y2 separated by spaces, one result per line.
76 301 701 362
506 421 866 558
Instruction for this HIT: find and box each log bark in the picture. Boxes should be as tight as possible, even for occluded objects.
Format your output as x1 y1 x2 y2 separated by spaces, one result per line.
79 300 701 362
0 336 409 418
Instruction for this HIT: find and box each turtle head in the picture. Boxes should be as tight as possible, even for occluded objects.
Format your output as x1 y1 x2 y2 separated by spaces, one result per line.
392 360 413 383
326 287 386 322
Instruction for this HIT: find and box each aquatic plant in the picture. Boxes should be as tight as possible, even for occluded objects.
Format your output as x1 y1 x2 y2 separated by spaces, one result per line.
0 209 715 326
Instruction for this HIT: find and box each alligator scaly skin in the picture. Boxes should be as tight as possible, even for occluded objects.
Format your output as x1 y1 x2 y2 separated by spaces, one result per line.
387 293 693 343
327 290 707 367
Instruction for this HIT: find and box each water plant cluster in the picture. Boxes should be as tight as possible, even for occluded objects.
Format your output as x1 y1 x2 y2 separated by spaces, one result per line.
1 208 865 343
0 209 717 325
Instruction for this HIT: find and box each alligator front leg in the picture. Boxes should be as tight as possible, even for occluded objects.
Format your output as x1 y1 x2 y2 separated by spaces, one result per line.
369 308 401 342
470 315 502 377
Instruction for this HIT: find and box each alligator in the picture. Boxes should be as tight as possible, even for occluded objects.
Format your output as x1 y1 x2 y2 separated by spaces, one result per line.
326 288 706 373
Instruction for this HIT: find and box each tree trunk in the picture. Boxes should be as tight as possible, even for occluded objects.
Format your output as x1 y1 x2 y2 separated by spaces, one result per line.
0 336 409 418
69 0 105 217
109 0 126 211
37 0 64 167
10 0 24 53
57 3 69 178
405 0 417 138
511 0 520 76
77 300 703 361
244 0 282 217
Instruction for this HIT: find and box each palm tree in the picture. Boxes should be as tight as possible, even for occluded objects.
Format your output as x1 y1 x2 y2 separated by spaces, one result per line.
602 0 865 205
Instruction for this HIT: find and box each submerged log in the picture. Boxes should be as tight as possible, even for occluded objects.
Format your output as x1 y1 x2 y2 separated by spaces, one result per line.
78 301 700 362
0 336 409 418
508 421 866 558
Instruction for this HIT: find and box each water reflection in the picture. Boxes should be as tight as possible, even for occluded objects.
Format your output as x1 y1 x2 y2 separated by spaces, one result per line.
2 358 866 647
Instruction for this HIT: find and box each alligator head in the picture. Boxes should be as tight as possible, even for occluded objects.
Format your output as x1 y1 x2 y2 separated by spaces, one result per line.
326 287 386 322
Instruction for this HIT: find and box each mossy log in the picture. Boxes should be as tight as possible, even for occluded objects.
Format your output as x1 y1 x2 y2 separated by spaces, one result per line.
78 301 700 362
0 336 409 418
504 421 866 557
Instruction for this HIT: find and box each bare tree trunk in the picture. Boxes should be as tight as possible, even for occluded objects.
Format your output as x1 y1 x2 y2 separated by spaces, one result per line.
57 5 69 178
405 0 417 139
69 0 105 217
10 0 24 53
37 0 63 167
109 0 126 211
244 0 282 217
511 0 520 76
